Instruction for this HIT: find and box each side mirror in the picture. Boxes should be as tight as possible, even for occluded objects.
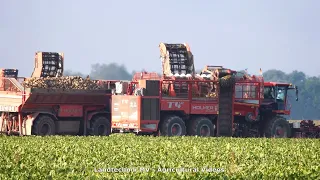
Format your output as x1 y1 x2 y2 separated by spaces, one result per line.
295 86 299 101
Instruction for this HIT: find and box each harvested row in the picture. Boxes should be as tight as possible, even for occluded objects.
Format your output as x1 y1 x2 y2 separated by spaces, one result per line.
0 134 319 179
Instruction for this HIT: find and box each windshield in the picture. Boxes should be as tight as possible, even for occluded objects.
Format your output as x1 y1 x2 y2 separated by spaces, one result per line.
264 86 287 101
276 86 287 102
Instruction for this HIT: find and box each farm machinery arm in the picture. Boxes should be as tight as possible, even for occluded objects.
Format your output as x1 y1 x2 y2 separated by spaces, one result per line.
158 43 236 97
159 43 195 76
31 52 64 78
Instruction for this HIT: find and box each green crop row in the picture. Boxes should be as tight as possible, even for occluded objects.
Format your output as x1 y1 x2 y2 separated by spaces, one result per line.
0 134 319 179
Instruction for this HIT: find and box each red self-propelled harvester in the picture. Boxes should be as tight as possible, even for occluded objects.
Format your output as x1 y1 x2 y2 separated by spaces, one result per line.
0 52 117 136
110 43 263 137
111 43 320 138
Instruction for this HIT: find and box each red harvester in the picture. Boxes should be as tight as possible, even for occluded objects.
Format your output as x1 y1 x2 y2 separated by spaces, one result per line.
111 43 319 138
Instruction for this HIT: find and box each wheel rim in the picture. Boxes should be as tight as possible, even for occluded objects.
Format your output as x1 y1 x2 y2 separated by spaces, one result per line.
200 125 210 136
40 124 50 135
97 125 106 135
171 123 182 136
275 125 286 137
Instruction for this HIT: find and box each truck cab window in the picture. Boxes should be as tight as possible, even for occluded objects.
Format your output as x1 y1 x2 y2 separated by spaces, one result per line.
276 86 287 102
264 87 274 99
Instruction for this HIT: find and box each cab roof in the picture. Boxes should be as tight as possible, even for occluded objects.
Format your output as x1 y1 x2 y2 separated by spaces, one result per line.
264 82 292 86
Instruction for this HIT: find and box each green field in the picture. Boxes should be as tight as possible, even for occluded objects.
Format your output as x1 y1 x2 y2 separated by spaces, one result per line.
0 134 319 179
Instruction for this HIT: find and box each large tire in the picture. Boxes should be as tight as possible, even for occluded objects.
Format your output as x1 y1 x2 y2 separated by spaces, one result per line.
91 116 111 136
264 116 291 138
187 116 215 137
32 115 56 136
219 75 235 88
160 115 186 136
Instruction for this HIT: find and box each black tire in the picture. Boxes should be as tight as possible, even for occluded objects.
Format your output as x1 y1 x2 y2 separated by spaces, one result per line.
264 116 291 138
160 115 186 136
32 115 56 136
91 116 111 136
187 116 215 137
219 75 235 88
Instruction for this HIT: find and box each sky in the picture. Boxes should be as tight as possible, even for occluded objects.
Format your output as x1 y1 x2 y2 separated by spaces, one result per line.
1 0 320 77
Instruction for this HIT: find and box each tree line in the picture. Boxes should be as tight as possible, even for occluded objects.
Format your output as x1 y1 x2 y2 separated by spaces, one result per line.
65 63 320 120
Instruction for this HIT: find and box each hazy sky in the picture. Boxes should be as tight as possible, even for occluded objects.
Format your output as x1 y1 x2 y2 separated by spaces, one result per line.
1 0 319 77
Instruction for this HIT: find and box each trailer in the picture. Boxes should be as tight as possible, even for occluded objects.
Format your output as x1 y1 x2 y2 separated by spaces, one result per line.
0 51 118 136
0 77 115 136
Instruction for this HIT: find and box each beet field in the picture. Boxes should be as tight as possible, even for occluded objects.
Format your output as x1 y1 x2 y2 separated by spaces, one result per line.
0 134 319 179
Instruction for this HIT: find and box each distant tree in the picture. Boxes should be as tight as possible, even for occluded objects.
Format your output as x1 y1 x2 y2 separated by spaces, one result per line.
89 63 132 80
287 70 306 86
263 69 288 82
64 70 85 77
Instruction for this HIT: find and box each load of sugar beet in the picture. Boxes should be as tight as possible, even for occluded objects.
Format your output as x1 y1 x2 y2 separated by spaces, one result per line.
22 76 104 90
